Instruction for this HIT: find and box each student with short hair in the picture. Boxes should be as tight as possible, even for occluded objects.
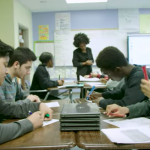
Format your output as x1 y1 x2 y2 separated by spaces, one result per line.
30 52 64 100
0 47 40 103
0 40 53 144
90 46 149 109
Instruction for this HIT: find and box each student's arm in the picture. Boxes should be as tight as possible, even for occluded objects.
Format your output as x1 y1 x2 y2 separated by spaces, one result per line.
35 68 58 89
0 98 40 119
0 119 33 144
72 51 86 67
100 75 147 109
127 100 150 118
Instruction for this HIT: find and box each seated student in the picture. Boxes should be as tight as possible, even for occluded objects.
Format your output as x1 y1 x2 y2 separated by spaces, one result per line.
106 79 150 118
89 46 150 109
0 47 40 103
0 40 53 144
30 52 64 100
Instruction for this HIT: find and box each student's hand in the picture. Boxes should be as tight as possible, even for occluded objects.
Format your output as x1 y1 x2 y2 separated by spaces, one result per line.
106 104 129 116
33 95 41 102
27 111 43 129
27 95 40 102
57 80 63 86
39 103 53 121
86 60 93 65
91 73 98 77
100 78 108 84
86 92 102 100
91 97 104 106
61 79 64 85
140 79 150 98
84 75 90 78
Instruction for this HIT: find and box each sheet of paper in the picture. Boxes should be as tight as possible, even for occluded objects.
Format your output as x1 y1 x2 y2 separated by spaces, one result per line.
80 76 100 82
85 82 106 88
102 125 150 144
118 9 139 32
43 119 59 127
55 12 70 30
45 102 60 107
103 117 150 128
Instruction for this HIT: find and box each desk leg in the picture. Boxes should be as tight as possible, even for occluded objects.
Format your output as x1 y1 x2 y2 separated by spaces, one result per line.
69 89 73 103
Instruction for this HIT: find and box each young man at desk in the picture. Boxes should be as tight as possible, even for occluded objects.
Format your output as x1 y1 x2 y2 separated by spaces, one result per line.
89 46 149 109
0 47 41 103
106 79 150 118
0 40 53 144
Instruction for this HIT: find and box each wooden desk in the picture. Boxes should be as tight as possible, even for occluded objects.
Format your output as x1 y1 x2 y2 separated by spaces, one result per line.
76 109 150 149
0 100 76 150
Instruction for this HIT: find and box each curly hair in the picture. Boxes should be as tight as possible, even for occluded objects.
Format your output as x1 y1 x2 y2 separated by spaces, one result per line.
73 33 90 47
96 46 128 70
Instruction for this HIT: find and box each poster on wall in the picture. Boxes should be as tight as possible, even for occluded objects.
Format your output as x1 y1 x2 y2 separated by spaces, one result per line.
38 25 49 40
55 12 70 30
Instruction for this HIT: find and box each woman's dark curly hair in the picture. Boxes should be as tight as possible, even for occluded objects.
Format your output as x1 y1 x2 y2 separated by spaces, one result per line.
73 33 90 47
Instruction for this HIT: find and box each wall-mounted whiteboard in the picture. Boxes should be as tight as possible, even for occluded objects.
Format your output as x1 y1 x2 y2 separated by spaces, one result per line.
54 30 127 66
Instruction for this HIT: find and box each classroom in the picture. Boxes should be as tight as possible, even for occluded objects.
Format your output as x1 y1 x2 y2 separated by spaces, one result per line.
0 0 150 149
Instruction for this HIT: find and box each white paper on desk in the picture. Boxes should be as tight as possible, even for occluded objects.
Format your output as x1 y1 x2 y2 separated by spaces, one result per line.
85 82 106 87
102 125 150 144
103 117 150 128
45 102 60 107
43 119 59 127
79 76 100 82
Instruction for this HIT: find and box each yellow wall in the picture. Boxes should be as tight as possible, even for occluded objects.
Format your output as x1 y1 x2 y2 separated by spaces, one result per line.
0 0 15 47
13 0 33 49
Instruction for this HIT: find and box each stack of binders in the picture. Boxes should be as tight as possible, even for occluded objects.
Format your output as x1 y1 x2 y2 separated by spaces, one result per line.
60 103 100 131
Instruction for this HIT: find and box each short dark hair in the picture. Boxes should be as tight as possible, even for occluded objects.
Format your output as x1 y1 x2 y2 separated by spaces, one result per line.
39 52 53 64
73 33 90 47
96 46 128 70
0 40 14 58
8 47 37 67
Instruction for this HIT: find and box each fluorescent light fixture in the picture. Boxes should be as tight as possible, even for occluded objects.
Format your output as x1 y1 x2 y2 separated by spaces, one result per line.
66 0 108 3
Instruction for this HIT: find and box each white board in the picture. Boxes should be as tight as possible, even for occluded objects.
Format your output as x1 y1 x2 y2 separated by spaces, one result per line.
54 30 127 66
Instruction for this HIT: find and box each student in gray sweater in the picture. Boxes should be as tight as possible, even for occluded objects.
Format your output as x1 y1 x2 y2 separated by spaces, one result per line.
89 46 149 109
0 40 53 144
0 47 41 103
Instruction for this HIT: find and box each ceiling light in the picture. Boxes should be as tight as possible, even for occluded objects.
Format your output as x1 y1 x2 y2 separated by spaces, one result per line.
66 0 108 4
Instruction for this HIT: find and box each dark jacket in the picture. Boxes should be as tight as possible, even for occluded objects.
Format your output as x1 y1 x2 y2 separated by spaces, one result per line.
127 99 150 118
0 99 40 144
30 64 58 98
99 66 149 109
72 47 94 77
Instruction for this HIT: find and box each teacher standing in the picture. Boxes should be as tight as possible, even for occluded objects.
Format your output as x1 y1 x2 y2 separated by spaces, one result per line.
72 33 94 81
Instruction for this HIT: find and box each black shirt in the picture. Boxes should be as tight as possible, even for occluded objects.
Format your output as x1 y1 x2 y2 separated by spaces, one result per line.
72 47 94 76
100 66 150 109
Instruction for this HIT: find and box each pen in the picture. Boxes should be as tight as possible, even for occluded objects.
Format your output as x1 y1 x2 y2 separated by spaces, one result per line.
103 112 126 118
87 86 95 100
142 66 149 81
28 111 50 118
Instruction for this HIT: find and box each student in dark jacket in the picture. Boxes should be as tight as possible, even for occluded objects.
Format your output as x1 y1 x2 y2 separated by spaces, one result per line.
89 46 150 109
30 52 64 100
72 33 94 81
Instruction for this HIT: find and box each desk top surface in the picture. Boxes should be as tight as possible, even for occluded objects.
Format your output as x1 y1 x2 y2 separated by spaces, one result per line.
76 108 150 149
0 99 76 150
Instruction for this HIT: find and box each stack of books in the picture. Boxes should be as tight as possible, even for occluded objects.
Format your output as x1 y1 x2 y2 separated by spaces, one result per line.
60 103 100 131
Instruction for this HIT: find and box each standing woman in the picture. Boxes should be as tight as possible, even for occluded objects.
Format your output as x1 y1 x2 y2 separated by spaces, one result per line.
72 33 94 81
